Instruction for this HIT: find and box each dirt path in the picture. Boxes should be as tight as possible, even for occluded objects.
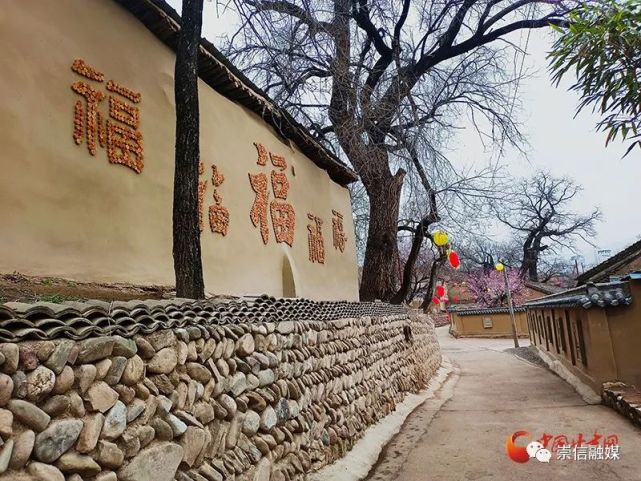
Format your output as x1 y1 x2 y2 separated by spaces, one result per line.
366 327 641 481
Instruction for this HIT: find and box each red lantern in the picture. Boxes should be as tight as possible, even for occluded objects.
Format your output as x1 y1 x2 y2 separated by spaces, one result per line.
449 250 461 269
436 285 445 298
432 296 440 305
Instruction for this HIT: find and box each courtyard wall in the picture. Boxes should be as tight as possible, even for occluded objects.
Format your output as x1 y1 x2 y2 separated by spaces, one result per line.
0 297 441 481
449 307 529 338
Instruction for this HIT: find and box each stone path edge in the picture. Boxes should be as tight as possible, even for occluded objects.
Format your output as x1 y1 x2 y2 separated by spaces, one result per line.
309 357 457 481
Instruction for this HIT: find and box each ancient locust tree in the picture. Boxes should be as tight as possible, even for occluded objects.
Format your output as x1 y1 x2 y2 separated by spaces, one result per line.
225 0 573 300
496 171 600 281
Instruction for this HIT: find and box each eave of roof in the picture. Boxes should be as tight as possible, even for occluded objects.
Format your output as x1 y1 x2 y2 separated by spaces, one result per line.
577 239 641 284
447 305 526 316
524 281 565 295
112 0 358 186
524 281 633 310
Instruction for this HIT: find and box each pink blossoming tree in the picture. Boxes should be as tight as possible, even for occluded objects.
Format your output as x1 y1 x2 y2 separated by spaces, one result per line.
465 269 526 307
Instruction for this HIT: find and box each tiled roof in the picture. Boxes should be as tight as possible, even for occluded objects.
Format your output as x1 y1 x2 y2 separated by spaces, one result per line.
447 305 526 316
0 295 407 342
524 281 565 295
524 281 633 310
112 0 358 186
577 239 641 284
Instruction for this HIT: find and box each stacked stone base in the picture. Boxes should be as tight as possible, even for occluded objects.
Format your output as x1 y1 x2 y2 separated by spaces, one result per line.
602 382 641 428
0 306 440 481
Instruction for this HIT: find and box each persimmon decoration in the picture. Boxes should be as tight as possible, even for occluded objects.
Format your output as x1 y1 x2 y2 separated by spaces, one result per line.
71 59 104 82
270 152 287 170
106 122 144 173
436 285 445 298
253 142 268 166
307 214 325 264
270 202 295 247
209 203 230 236
109 96 140 128
331 210 347 252
432 296 440 305
71 59 144 174
249 142 296 247
248 172 270 244
194 163 230 236
197 180 208 232
106 80 141 103
270 171 290 199
211 164 225 187
449 250 461 269
71 80 105 156
73 101 83 145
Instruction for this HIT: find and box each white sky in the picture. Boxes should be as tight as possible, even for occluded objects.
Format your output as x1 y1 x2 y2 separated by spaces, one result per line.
169 1 641 266
449 29 641 265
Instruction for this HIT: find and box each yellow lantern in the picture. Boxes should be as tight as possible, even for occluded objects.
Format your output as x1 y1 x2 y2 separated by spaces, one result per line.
432 230 449 247
495 263 505 272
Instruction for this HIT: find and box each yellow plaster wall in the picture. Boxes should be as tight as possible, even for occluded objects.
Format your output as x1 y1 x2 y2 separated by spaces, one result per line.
0 0 359 300
606 281 641 387
451 311 529 337
528 307 624 392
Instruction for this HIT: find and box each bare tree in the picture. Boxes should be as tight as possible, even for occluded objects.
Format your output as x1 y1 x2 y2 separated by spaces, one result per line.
537 256 575 286
173 0 206 299
496 171 601 281
224 0 574 300
391 138 504 308
457 237 521 272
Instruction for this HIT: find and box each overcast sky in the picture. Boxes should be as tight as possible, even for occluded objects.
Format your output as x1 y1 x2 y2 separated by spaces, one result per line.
169 1 641 266
466 29 641 266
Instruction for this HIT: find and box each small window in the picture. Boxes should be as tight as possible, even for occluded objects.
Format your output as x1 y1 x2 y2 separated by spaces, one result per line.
576 318 588 367
483 317 493 329
565 311 576 365
537 314 544 345
558 316 567 353
545 316 552 351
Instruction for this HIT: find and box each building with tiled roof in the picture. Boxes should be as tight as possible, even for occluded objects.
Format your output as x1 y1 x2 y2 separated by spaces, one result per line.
577 239 641 285
524 274 641 395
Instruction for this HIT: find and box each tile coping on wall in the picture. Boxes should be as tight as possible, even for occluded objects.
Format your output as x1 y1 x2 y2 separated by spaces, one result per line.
0 295 409 342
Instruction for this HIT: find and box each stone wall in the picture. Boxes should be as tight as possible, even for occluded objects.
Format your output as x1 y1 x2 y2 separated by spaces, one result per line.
0 298 441 481
602 382 641 428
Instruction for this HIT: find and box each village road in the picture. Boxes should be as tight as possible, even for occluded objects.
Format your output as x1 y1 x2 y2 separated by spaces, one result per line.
366 326 641 481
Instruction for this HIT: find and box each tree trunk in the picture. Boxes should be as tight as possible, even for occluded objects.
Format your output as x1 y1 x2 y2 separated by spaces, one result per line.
390 222 424 304
173 0 205 299
521 245 540 281
359 172 405 301
420 254 444 312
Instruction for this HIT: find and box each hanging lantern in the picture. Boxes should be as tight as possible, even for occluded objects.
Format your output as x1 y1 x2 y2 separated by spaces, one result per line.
432 296 440 305
432 230 449 247
449 250 461 269
495 262 505 272
436 285 445 298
